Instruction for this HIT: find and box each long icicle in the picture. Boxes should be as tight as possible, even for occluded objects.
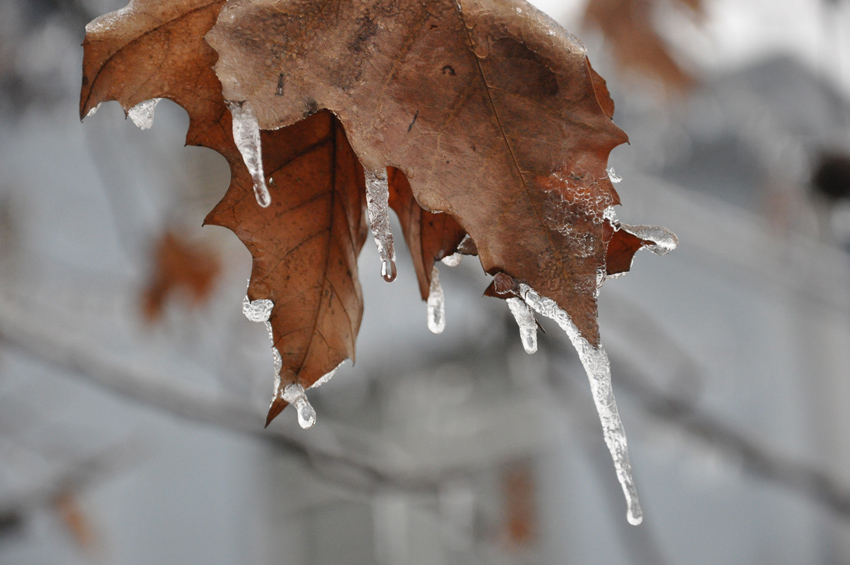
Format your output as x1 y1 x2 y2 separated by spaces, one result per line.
364 170 397 282
518 283 643 525
228 101 271 208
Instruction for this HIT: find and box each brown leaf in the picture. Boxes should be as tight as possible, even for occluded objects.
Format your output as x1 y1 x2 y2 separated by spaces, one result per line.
81 0 369 425
387 167 466 300
583 0 700 92
208 110 368 425
141 231 221 321
209 0 631 345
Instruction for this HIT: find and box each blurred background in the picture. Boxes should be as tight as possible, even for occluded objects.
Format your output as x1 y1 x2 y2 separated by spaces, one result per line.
1 0 850 563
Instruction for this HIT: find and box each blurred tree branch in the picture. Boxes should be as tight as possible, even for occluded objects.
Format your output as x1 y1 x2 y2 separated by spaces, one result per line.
3 288 850 522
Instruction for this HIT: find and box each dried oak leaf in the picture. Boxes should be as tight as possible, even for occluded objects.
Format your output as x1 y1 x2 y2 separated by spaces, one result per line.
141 230 221 321
80 0 369 423
209 0 634 345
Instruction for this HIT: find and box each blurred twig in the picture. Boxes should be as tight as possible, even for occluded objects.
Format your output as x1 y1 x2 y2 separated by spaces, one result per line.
0 439 141 537
4 287 850 522
0 293 468 496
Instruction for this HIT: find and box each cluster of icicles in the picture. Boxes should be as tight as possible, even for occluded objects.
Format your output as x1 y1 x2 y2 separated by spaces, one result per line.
121 100 677 526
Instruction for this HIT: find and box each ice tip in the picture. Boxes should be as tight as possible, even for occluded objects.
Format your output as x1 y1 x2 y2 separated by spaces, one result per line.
381 259 397 282
295 401 317 429
254 182 272 207
627 508 643 526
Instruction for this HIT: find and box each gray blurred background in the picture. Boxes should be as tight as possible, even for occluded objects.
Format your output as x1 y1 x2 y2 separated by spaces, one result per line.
2 0 850 563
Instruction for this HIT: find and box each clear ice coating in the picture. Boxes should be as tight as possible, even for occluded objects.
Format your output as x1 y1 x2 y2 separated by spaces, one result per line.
441 253 462 267
621 224 679 255
506 297 538 354
310 361 345 389
607 167 623 184
364 170 397 282
604 207 679 256
127 98 161 130
85 103 102 119
243 292 325 429
282 383 316 429
427 265 446 334
517 283 643 526
228 101 272 208
272 346 282 375
242 295 274 323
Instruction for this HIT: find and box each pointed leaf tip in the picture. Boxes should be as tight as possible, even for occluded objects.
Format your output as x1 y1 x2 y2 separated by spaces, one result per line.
265 397 288 428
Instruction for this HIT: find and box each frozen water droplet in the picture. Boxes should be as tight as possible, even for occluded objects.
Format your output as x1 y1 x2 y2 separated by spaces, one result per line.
381 260 397 282
85 103 102 119
441 253 462 267
310 361 344 389
228 101 271 208
518 283 642 525
506 297 537 354
622 224 678 255
242 295 274 323
294 397 316 429
365 170 397 282
283 383 316 429
128 98 160 130
427 265 446 334
607 167 622 184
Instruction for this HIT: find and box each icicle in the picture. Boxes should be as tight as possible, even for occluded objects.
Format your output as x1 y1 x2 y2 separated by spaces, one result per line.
85 103 102 119
621 224 678 255
441 253 462 267
364 170 397 282
427 265 446 334
506 297 537 354
517 283 643 526
242 295 274 323
282 383 316 429
128 98 160 130
607 167 622 184
228 101 271 208
310 361 345 389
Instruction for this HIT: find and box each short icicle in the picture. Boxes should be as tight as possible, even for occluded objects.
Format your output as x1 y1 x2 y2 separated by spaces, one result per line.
364 170 397 282
228 101 272 208
128 98 161 130
282 383 316 429
517 283 643 526
426 265 446 334
506 297 538 354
